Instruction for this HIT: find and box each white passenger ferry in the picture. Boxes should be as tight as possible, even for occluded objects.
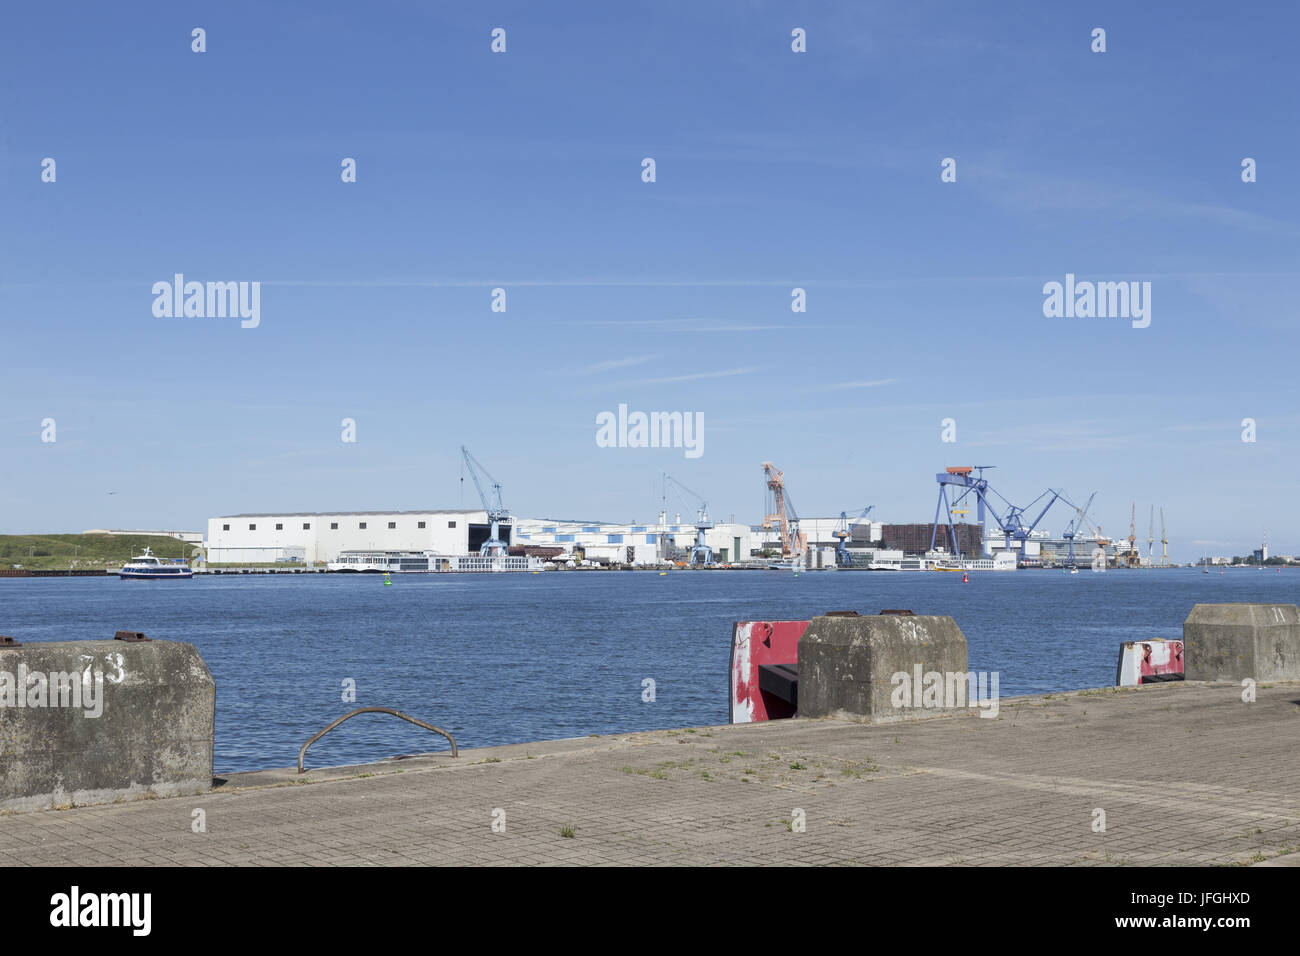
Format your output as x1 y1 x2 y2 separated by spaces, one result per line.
119 548 194 580
328 550 542 573
929 551 1018 572
868 550 1017 572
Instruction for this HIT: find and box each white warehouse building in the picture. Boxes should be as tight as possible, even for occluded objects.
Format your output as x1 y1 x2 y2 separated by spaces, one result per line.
205 510 755 567
205 510 494 565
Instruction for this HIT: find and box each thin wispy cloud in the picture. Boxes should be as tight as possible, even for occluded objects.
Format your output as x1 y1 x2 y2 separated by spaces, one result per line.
617 367 758 388
582 354 662 373
571 318 806 332
802 378 897 393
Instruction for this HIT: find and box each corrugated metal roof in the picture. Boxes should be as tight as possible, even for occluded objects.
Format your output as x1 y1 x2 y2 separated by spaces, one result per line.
217 509 485 518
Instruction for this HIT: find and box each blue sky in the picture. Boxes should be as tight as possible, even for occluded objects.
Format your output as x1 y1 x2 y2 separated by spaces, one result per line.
1 1 1296 559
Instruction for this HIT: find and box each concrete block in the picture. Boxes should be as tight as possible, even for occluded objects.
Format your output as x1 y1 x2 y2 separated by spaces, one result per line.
0 639 214 812
797 613 972 722
1183 603 1300 682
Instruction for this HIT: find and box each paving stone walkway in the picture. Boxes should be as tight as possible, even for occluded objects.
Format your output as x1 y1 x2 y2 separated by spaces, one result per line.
2 681 1298 866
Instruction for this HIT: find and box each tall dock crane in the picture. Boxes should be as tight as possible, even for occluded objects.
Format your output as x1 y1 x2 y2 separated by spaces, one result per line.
1063 496 1110 569
762 462 806 560
833 506 874 567
1060 492 1097 567
1126 502 1140 567
1160 508 1169 566
460 445 510 557
663 472 714 566
1147 506 1155 564
931 466 1061 563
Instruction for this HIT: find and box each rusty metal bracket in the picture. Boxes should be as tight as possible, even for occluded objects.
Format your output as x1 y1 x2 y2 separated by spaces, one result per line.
298 707 458 773
825 610 860 617
114 630 151 642
0 635 21 648
879 609 915 616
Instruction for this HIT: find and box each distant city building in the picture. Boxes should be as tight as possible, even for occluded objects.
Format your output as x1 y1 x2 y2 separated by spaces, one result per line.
515 517 752 565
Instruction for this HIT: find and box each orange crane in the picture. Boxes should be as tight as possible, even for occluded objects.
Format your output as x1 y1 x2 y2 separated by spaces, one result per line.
762 462 806 560
1127 502 1139 567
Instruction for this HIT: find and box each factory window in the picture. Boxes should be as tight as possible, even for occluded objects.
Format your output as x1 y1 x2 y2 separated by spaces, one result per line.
388 522 396 529
222 524 230 531
582 527 600 533
542 527 556 533
303 523 310 530
556 534 574 542
249 524 256 531
276 523 283 531
607 534 623 544
418 521 426 529
448 521 456 528
359 522 367 530
631 526 646 532
645 534 657 544
330 523 338 530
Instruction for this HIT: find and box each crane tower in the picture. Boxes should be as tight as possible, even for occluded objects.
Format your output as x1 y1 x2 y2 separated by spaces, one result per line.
762 462 806 561
460 445 510 557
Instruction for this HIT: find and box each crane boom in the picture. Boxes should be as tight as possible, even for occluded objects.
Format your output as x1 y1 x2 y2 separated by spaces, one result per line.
833 506 874 567
1061 491 1096 567
460 445 510 556
663 472 714 566
762 462 806 560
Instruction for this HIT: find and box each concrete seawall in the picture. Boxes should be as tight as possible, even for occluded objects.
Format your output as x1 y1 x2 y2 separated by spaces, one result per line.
1 679 1296 866
0 638 214 812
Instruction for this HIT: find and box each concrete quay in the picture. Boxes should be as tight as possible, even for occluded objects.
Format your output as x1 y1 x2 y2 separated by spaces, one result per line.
1 680 1298 866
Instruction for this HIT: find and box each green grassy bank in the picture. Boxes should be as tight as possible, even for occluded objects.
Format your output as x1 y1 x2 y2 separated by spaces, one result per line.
0 534 198 571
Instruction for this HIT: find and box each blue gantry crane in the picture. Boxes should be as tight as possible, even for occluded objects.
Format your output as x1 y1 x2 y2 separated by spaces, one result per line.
461 445 510 557
931 466 1062 564
832 506 874 567
1060 492 1097 567
663 472 714 566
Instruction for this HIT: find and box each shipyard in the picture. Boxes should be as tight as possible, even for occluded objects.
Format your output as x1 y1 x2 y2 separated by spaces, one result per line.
0 454 1281 576
58 456 1256 575
2 0 1293 927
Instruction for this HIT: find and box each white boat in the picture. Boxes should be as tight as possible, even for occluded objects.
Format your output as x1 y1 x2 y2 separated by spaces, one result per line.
119 548 193 580
328 550 542 573
928 551 1018 572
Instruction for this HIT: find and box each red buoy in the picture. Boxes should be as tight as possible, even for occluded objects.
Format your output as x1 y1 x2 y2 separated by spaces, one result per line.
961 572 969 583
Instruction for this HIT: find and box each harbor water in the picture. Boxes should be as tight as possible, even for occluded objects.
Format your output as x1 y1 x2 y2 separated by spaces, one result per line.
2 568 1292 773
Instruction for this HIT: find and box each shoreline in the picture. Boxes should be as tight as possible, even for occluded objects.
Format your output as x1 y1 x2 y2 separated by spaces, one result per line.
0 564 1237 577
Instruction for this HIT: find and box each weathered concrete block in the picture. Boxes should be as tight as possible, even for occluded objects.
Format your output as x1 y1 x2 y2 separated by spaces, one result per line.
0 639 214 812
797 613 972 722
1183 603 1300 682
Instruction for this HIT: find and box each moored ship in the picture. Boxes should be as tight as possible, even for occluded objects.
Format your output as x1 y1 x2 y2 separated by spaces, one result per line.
328 550 542 573
118 548 194 580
